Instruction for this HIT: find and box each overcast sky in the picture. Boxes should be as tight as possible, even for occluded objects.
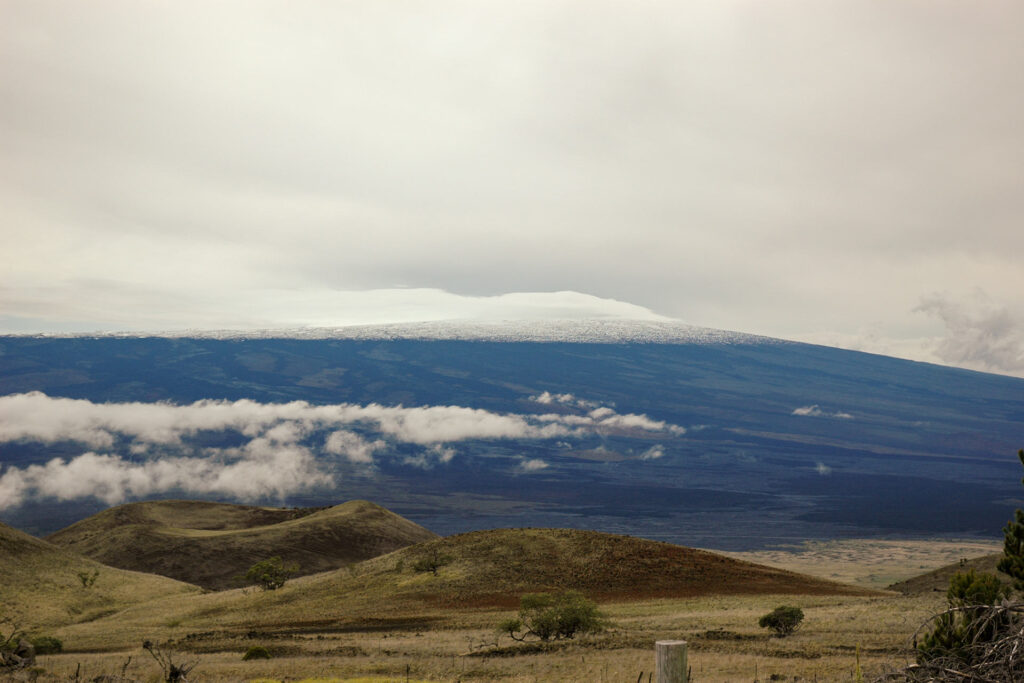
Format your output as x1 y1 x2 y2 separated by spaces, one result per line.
2 1 1023 376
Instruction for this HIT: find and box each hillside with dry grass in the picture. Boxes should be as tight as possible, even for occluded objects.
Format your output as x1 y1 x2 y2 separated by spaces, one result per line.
344 528 881 609
45 499 438 590
62 526 879 641
888 552 1007 595
0 520 198 629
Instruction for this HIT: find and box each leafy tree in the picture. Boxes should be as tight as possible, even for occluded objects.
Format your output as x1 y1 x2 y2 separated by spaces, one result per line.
244 557 297 591
758 605 804 637
499 591 606 641
412 548 452 576
917 569 1010 665
998 449 1024 591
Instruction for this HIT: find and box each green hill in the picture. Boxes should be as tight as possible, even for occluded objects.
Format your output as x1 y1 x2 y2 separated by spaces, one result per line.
46 499 438 590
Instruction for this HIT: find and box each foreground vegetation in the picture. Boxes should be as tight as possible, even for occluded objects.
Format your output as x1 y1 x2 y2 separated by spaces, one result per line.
2 501 1016 681
10 589 943 682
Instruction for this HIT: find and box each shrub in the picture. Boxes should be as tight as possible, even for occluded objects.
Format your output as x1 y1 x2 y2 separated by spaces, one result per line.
242 645 272 661
759 605 804 637
29 635 62 654
499 591 606 641
917 569 1010 665
76 569 99 588
245 557 298 591
411 549 452 576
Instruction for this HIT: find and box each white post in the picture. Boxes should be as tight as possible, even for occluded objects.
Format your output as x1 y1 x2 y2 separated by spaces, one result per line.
656 640 688 683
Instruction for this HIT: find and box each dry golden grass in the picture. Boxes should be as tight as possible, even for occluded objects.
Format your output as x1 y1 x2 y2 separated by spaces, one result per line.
35 591 944 682
0 521 199 630
722 538 1003 590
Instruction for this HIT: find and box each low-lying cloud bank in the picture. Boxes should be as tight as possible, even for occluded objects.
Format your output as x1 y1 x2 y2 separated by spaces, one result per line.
0 392 681 509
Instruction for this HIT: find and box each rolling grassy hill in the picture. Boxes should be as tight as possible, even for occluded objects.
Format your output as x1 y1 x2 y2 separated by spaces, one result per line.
339 528 881 609
888 552 1008 595
44 525 883 660
0 520 198 629
46 499 438 590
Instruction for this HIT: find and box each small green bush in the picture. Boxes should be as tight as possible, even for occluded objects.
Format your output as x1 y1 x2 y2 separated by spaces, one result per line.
759 605 804 637
242 645 272 661
30 635 63 654
76 569 99 588
245 557 298 591
499 591 606 641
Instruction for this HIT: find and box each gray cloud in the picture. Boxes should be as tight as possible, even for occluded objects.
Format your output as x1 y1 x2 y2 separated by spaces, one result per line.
0 392 683 509
2 1 1023 363
915 292 1024 375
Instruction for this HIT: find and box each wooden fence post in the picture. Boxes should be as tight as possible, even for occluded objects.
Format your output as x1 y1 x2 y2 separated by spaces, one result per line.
656 640 688 683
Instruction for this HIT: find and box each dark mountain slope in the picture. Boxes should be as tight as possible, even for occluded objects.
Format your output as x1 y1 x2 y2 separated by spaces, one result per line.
2 333 1022 548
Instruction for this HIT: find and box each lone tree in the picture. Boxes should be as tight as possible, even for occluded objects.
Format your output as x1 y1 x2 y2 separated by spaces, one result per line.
412 548 452 576
499 591 606 641
244 557 297 591
759 605 804 637
998 449 1024 590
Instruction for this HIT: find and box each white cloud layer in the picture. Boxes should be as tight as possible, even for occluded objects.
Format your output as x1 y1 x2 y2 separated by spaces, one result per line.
0 392 683 509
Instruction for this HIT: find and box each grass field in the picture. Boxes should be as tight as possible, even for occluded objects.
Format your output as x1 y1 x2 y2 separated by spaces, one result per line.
35 591 943 682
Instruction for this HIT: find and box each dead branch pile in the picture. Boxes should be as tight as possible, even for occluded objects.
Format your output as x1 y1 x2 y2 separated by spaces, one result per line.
877 603 1024 682
0 617 35 671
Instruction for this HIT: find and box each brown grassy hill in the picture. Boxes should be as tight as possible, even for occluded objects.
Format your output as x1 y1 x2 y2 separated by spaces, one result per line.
0 520 198 629
46 499 438 590
188 527 881 630
887 552 1008 595
363 528 880 608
